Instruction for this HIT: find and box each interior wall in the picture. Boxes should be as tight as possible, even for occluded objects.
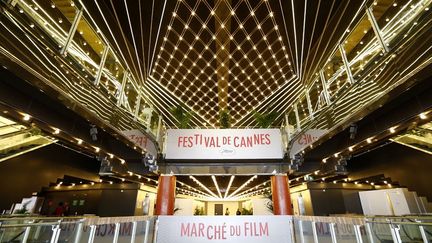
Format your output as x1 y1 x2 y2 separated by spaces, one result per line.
348 142 432 201
135 189 156 216
174 198 194 215
41 189 102 216
97 189 138 217
0 143 99 212
251 198 273 215
41 184 156 217
290 190 314 216
207 201 240 216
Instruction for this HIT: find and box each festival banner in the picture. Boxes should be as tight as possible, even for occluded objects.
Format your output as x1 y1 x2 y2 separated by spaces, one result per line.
165 129 284 160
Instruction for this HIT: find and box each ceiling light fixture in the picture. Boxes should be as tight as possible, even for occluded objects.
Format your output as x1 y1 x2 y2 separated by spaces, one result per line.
211 175 222 198
228 175 257 198
224 175 235 198
190 176 218 198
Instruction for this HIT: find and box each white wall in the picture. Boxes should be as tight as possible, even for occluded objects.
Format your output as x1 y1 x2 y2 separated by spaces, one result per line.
359 188 420 216
174 198 194 215
252 198 273 215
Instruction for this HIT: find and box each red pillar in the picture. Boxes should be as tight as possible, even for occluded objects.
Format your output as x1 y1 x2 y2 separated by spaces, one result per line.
271 174 293 215
155 175 176 215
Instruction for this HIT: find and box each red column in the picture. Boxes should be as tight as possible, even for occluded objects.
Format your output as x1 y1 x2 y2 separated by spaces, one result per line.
271 174 293 215
155 175 176 215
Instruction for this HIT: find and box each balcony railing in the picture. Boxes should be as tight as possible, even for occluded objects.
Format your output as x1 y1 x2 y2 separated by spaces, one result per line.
0 0 164 144
1 215 431 243
286 0 432 150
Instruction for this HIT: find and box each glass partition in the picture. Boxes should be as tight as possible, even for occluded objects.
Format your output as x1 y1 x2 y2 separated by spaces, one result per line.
334 223 357 243
344 14 382 80
101 49 125 102
297 96 309 127
122 78 139 113
68 15 104 81
313 221 332 243
17 0 71 46
322 50 345 100
307 78 325 114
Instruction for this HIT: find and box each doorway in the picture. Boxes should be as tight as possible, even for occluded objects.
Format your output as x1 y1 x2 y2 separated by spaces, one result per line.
214 204 223 215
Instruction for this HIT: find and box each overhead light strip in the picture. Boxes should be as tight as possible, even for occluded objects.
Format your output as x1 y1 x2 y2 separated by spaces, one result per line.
190 176 219 199
224 175 235 198
228 175 257 199
211 175 222 199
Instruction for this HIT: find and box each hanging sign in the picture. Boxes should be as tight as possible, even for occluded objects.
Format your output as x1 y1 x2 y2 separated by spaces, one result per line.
156 216 293 243
289 129 327 157
122 129 157 156
165 129 284 160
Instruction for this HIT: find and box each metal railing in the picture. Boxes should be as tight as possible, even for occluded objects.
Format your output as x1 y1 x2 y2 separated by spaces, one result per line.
1 215 431 243
0 216 156 243
292 215 432 243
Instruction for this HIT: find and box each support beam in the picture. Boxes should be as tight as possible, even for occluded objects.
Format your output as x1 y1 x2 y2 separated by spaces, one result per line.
285 113 291 142
156 115 163 142
117 72 129 106
146 107 153 133
94 46 110 86
60 8 83 55
305 90 314 119
155 175 176 215
133 95 141 121
293 104 301 131
339 44 355 84
319 70 331 105
366 7 389 53
271 174 293 215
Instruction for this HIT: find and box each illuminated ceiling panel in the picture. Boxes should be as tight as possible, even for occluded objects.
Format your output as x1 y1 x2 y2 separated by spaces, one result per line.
81 0 370 127
151 0 296 126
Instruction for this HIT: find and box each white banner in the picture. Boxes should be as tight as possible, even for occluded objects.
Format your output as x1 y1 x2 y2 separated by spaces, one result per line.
156 216 293 243
165 129 284 160
289 129 327 157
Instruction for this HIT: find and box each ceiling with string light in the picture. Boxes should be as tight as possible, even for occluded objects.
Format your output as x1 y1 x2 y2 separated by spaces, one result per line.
77 0 375 128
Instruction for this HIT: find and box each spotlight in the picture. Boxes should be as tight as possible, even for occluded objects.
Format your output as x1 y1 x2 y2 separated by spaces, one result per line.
23 114 31 121
142 153 158 172
335 157 349 175
419 113 427 120
290 153 303 171
349 124 357 139
142 153 155 166
89 125 98 141
98 156 113 175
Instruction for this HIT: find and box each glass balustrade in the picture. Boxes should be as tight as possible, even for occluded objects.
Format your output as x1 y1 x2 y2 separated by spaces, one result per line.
2 215 431 243
8 0 158 138
287 0 432 142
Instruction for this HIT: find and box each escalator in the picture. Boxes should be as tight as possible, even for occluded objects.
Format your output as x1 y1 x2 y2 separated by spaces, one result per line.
0 116 56 163
391 121 432 155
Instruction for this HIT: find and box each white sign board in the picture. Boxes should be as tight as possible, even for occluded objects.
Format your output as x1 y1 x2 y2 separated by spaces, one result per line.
165 129 284 160
289 129 327 157
156 216 293 243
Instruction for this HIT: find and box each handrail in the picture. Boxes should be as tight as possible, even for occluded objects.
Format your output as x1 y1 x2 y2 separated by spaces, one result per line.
1 215 431 243
0 216 87 221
